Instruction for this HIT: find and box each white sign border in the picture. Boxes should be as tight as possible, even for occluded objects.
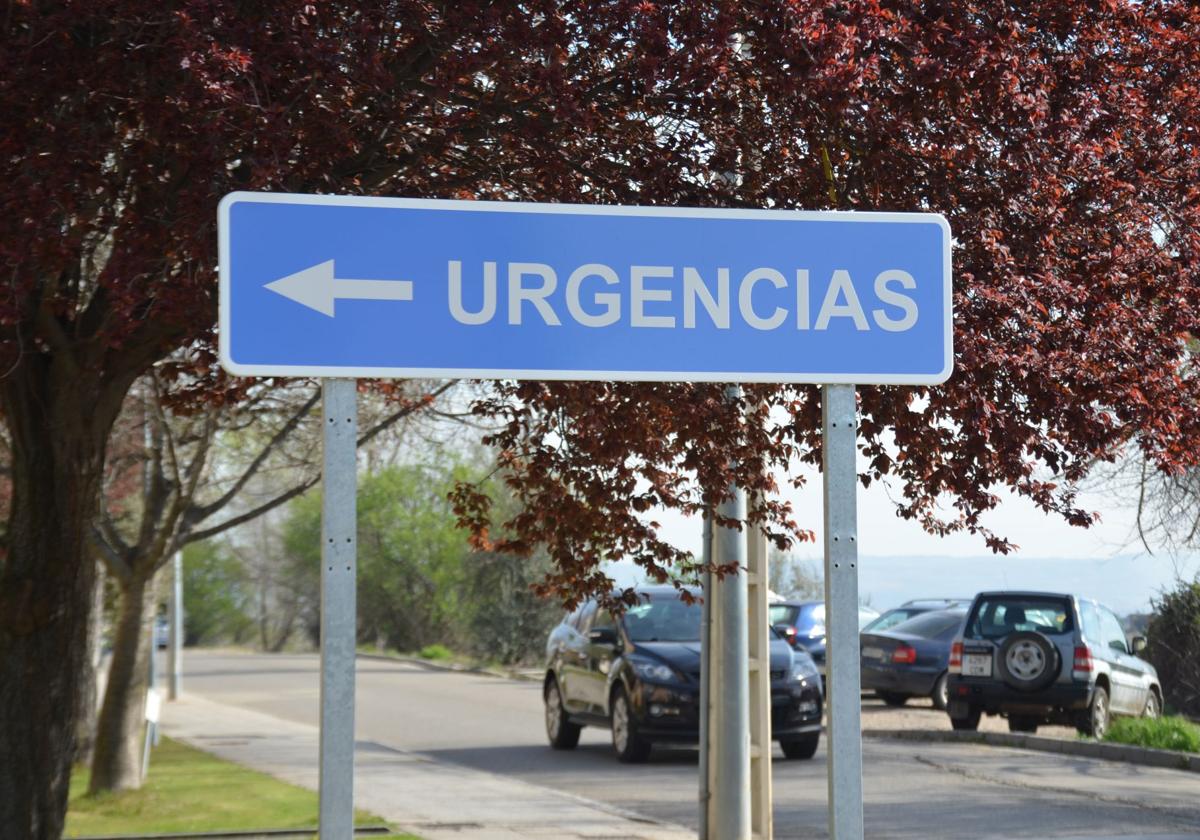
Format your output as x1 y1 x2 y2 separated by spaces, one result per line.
218 192 953 385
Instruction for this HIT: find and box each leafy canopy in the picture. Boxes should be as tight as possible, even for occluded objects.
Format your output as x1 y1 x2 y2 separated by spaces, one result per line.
5 2 1198 610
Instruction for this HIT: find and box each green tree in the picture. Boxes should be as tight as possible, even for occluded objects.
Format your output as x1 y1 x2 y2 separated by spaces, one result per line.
1146 577 1200 717
181 541 254 646
282 462 477 652
280 456 560 662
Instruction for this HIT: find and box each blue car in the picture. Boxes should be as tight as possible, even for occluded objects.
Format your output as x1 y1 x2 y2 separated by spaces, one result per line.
860 609 966 710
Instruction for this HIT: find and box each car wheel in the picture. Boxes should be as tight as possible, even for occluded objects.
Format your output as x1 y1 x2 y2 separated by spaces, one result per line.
1008 715 1039 733
779 733 820 760
1143 691 1161 720
949 705 981 731
879 692 909 707
931 672 950 711
610 686 651 763
544 678 582 749
997 631 1060 692
1076 684 1110 739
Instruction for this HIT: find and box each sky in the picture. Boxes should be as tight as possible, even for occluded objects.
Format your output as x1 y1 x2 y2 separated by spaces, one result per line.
614 466 1197 616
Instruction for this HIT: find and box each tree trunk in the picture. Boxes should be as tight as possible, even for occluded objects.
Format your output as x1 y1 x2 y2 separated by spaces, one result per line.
0 362 117 840
73 564 107 765
88 574 157 793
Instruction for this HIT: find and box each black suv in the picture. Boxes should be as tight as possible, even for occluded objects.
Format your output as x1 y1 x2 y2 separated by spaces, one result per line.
947 591 1162 737
543 586 823 762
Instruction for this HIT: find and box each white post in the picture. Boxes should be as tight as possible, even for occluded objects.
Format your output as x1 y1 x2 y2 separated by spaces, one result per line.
168 550 183 700
710 386 751 840
822 384 864 840
746 504 773 840
320 378 357 840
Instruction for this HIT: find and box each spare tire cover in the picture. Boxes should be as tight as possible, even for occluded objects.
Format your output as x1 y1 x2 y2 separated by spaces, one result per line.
997 631 1060 692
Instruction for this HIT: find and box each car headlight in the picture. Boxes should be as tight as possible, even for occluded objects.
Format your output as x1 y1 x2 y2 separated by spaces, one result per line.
631 660 680 682
790 658 820 682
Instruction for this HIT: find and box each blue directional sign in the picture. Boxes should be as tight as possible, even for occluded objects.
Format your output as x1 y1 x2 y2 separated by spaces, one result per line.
219 193 952 384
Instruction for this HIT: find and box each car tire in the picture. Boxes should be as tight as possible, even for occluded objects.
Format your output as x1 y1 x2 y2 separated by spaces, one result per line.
949 705 981 731
1076 684 1110 739
1143 691 1161 720
544 678 582 750
879 692 909 707
610 686 651 763
931 672 950 711
997 631 1060 692
1008 715 1039 733
779 733 820 760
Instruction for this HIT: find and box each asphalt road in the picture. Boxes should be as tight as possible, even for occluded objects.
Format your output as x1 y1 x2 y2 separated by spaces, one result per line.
178 650 1200 839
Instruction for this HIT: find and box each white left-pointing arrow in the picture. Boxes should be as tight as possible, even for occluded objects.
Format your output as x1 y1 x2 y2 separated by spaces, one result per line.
264 260 414 317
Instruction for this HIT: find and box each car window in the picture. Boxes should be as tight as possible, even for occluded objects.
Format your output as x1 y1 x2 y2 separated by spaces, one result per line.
1080 601 1103 643
889 610 964 640
769 605 797 625
793 603 825 633
623 595 702 642
863 609 920 633
1099 608 1128 655
965 596 1073 639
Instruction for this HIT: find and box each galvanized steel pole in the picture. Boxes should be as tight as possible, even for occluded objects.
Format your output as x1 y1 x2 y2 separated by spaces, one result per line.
822 384 864 840
320 378 358 840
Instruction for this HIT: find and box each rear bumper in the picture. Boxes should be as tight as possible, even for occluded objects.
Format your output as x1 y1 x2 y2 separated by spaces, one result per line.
862 665 940 697
948 676 1091 714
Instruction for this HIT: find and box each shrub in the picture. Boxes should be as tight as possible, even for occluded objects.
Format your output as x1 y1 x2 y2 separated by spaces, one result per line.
1103 716 1200 754
418 644 453 661
1145 578 1200 718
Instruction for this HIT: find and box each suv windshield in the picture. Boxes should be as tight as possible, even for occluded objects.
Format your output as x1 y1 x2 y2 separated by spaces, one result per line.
966 596 1073 640
770 603 824 633
623 595 702 642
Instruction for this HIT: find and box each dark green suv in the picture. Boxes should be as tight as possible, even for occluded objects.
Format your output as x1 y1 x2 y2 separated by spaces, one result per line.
946 591 1161 737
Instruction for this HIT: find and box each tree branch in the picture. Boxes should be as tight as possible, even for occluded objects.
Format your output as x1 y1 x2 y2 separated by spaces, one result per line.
186 389 320 523
183 382 455 544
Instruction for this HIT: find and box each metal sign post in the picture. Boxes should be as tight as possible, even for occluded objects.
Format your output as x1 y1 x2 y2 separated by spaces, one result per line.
822 384 864 839
319 379 357 840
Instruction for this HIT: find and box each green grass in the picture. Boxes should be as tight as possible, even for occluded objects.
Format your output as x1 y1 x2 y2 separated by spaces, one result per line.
66 737 409 837
1103 715 1200 754
417 643 453 661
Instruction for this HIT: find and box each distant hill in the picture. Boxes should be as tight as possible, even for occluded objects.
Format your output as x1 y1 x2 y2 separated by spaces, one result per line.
606 551 1197 616
846 553 1191 614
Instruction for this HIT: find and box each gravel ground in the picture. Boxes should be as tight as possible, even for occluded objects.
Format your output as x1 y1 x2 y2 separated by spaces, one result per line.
858 692 1080 739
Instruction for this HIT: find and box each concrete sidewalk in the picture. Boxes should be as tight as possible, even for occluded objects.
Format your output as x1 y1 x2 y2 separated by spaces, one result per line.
163 694 695 840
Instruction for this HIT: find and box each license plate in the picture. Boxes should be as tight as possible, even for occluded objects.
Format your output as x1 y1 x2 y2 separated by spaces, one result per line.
862 646 884 660
963 653 992 677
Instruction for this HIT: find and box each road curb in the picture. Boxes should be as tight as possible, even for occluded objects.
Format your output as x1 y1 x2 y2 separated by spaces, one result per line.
864 728 1200 773
357 652 540 682
72 827 395 840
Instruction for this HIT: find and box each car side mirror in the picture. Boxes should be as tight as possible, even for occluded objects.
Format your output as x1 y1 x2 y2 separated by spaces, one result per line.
589 627 618 646
1131 635 1147 655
